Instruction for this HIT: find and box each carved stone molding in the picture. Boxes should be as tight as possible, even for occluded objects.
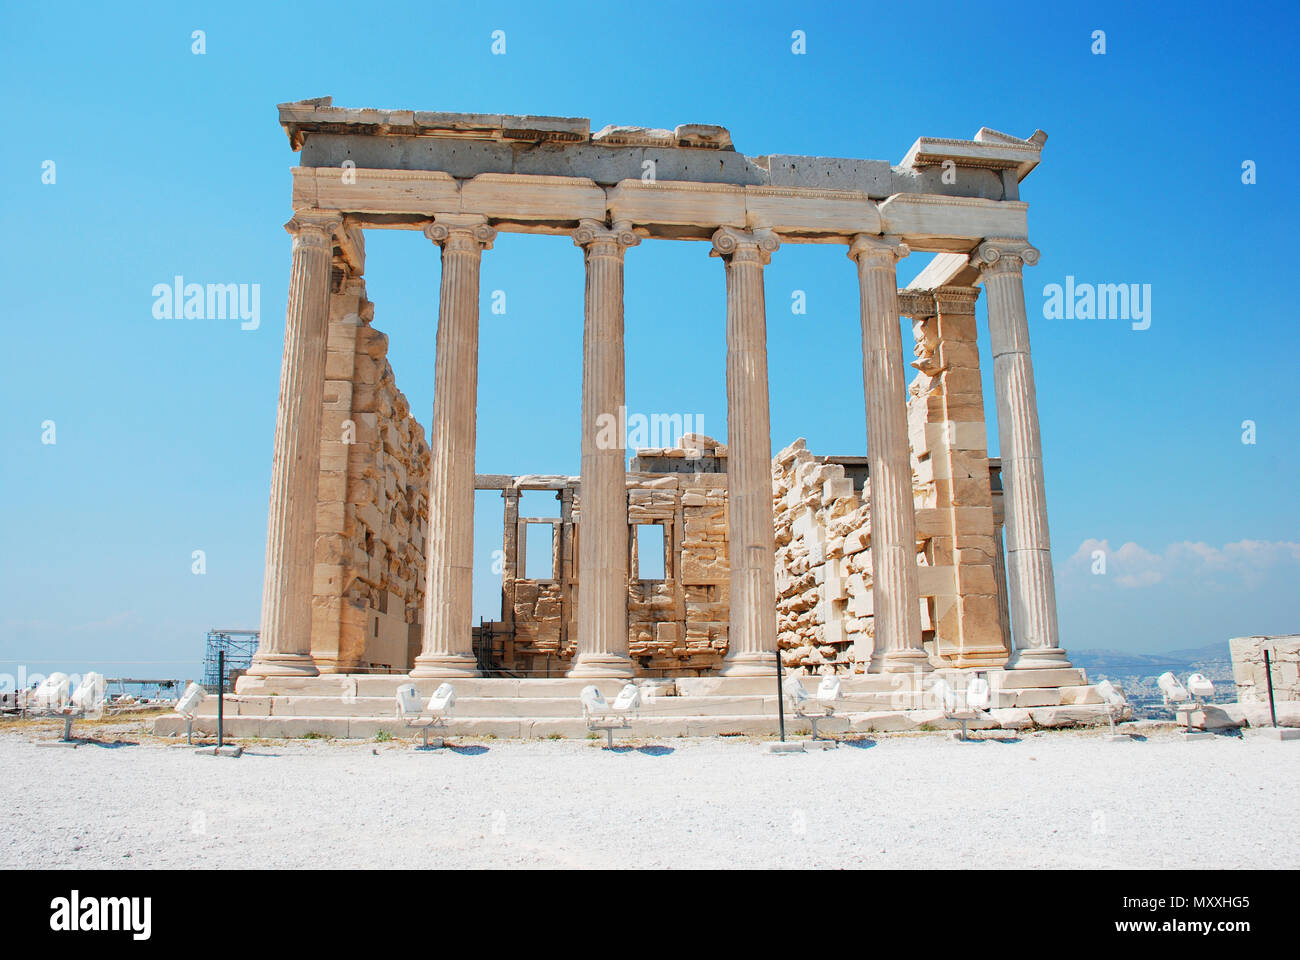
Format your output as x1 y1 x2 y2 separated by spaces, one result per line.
284 212 342 248
970 237 1039 275
710 226 779 264
572 218 640 256
423 214 497 251
848 233 909 267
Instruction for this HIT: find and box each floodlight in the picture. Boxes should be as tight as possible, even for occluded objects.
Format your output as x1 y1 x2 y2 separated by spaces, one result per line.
175 682 206 718
1095 679 1125 708
966 676 991 711
33 673 71 712
579 685 608 718
70 672 106 718
930 677 957 713
782 673 809 705
1156 671 1189 704
427 682 456 715
175 681 207 744
1186 673 1214 700
612 682 641 713
1094 679 1129 738
395 682 423 718
397 682 453 748
580 685 634 747
815 675 842 704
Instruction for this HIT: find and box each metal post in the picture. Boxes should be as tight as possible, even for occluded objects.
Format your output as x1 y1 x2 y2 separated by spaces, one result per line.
217 648 225 748
775 650 786 743
1264 648 1278 729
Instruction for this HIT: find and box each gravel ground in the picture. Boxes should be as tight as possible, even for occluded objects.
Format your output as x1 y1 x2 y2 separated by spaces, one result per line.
2 725 1295 869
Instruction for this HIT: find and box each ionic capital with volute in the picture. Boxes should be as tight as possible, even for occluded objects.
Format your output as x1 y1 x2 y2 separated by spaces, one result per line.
969 238 1040 276
423 214 497 252
710 226 780 265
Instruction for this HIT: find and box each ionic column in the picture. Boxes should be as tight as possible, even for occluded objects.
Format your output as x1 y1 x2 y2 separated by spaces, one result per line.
570 221 639 678
712 227 779 677
970 239 1070 668
249 213 341 677
849 235 930 674
411 215 496 678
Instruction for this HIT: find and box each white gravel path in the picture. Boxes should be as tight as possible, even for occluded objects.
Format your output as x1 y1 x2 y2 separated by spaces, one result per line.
2 728 1295 869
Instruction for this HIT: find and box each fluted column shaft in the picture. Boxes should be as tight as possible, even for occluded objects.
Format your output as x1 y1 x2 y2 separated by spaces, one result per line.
250 214 340 677
850 235 929 674
412 216 496 677
571 221 639 678
972 239 1069 668
713 228 779 676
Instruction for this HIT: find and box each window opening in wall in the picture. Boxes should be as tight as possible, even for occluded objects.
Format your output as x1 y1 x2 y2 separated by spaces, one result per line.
524 522 555 580
634 522 666 581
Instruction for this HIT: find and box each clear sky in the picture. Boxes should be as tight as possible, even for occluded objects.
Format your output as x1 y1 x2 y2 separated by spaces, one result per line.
2 0 1297 685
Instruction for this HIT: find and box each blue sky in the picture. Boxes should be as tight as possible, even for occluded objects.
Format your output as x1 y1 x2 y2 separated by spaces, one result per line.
2 0 1297 684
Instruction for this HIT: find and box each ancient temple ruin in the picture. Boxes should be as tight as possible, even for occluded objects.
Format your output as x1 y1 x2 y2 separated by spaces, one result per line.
157 98 1120 737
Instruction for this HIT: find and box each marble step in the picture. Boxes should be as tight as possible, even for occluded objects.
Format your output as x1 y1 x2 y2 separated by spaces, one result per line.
188 691 925 719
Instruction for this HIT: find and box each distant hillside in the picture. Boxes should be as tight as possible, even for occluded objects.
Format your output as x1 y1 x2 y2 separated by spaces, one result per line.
1070 641 1231 674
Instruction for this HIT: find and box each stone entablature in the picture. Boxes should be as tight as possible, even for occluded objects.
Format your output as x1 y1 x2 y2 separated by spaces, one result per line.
280 97 1042 200
280 98 1040 250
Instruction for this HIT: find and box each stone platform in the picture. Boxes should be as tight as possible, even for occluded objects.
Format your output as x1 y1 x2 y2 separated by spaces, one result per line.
152 669 1120 740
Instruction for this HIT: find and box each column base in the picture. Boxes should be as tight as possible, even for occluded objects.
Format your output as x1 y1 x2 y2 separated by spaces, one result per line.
409 654 480 679
718 652 778 677
875 649 934 674
312 659 364 675
246 653 319 678
567 652 635 679
1006 646 1073 670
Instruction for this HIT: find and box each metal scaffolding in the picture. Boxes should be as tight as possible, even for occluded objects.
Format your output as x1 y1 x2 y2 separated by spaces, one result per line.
203 629 259 690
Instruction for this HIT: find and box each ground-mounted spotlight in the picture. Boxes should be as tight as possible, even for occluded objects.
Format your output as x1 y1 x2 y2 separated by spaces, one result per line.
175 681 207 744
781 673 840 744
1094 679 1132 742
396 681 455 749
579 683 639 748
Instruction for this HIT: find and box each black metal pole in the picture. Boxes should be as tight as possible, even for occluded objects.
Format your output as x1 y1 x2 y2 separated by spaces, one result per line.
775 651 786 743
217 648 225 748
1264 648 1278 729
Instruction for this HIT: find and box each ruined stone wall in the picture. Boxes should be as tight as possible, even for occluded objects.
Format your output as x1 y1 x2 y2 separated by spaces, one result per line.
500 436 732 675
904 287 1005 667
771 289 1010 674
311 278 430 673
773 440 875 673
1231 635 1300 703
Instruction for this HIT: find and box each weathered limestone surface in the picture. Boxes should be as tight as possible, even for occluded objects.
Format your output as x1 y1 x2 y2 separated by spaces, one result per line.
490 439 733 676
971 239 1069 670
772 440 874 672
850 235 927 674
903 286 1005 668
714 228 779 676
250 214 339 678
570 220 638 678
1231 635 1300 703
281 99 1044 206
412 216 495 677
310 281 430 674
